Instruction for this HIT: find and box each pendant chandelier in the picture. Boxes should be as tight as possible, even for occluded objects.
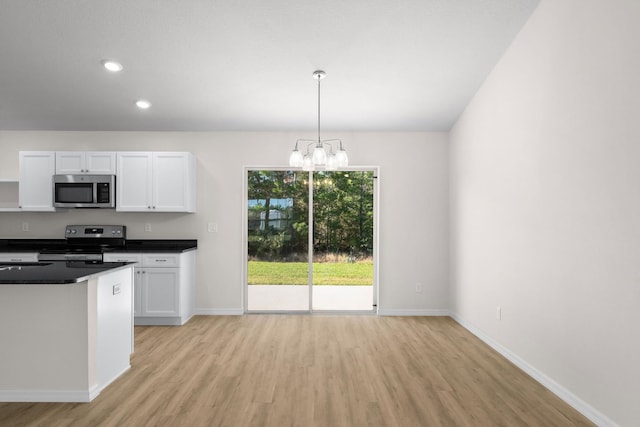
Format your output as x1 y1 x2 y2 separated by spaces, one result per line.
289 70 348 171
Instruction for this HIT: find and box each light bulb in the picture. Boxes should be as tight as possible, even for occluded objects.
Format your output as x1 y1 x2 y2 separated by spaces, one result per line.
335 149 348 167
312 145 327 165
136 100 151 109
289 149 304 167
326 155 337 171
101 60 123 72
302 155 315 171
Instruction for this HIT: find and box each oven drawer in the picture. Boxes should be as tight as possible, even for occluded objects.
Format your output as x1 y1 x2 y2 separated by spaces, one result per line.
103 253 143 265
142 254 180 268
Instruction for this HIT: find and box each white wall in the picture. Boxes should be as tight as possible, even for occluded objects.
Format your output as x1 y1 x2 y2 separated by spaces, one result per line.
0 131 449 314
450 0 640 425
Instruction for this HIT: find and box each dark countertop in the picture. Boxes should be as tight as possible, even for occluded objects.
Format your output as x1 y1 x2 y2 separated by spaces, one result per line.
0 239 197 253
0 261 133 284
118 239 197 253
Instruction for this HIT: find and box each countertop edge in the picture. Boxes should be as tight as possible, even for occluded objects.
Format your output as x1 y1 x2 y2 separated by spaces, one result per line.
0 262 135 285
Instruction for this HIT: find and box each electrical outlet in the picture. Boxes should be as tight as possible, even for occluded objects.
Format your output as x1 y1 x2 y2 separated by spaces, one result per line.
208 222 218 233
496 306 502 320
415 282 422 293
144 223 151 232
113 284 121 295
22 222 29 232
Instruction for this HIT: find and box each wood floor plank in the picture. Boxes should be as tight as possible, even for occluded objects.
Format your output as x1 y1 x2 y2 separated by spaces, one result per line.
0 315 595 427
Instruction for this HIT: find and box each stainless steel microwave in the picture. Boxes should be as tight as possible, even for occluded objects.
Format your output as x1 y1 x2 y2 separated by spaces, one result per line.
53 175 116 208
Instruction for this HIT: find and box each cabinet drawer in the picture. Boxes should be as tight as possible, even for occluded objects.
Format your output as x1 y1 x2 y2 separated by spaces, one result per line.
142 254 180 268
0 253 39 262
103 253 143 264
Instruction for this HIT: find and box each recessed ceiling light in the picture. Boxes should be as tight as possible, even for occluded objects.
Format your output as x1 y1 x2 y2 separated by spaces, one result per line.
136 100 151 109
101 59 123 72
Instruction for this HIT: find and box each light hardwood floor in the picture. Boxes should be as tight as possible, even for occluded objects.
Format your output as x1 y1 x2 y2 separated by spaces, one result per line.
0 315 594 426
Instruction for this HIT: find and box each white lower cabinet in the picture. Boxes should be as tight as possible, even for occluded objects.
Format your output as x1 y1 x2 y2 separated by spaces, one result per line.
141 267 180 317
103 251 195 325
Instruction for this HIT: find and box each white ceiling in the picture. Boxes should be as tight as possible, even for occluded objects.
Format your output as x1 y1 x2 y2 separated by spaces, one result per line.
0 0 539 132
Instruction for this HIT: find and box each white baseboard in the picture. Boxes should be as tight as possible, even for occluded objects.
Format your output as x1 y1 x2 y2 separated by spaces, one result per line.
195 308 450 316
195 308 244 315
0 365 131 403
0 389 92 402
449 313 618 427
377 308 450 316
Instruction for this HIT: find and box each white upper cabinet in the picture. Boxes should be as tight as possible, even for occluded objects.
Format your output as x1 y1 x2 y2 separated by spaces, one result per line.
152 152 196 212
116 152 153 211
117 152 196 212
55 151 116 175
19 151 56 211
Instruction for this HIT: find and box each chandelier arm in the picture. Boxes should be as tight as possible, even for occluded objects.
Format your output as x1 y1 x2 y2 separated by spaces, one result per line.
296 138 315 151
319 139 342 152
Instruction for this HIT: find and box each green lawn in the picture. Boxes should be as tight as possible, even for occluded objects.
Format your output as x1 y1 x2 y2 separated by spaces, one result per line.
248 261 373 286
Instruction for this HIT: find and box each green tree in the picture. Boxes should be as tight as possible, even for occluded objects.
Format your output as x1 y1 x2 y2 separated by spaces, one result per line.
247 171 308 259
247 170 373 261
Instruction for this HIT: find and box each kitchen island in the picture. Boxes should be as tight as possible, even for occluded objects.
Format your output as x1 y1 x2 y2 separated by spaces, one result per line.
0 261 134 402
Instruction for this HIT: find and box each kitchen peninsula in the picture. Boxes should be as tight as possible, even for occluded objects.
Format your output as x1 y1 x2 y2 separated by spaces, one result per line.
0 261 134 402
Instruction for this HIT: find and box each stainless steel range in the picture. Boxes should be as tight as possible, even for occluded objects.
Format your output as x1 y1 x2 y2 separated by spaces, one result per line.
38 225 126 262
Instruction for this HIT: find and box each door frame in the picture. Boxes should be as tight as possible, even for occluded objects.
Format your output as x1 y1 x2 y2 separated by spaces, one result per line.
242 165 380 314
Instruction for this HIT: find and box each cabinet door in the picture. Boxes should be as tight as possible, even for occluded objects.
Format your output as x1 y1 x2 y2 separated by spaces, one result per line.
116 152 152 211
152 152 195 212
86 152 116 174
19 151 56 211
141 268 180 316
55 152 85 174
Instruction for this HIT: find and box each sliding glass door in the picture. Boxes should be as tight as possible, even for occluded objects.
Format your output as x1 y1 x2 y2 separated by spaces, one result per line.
246 168 376 312
311 171 375 311
246 170 309 311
